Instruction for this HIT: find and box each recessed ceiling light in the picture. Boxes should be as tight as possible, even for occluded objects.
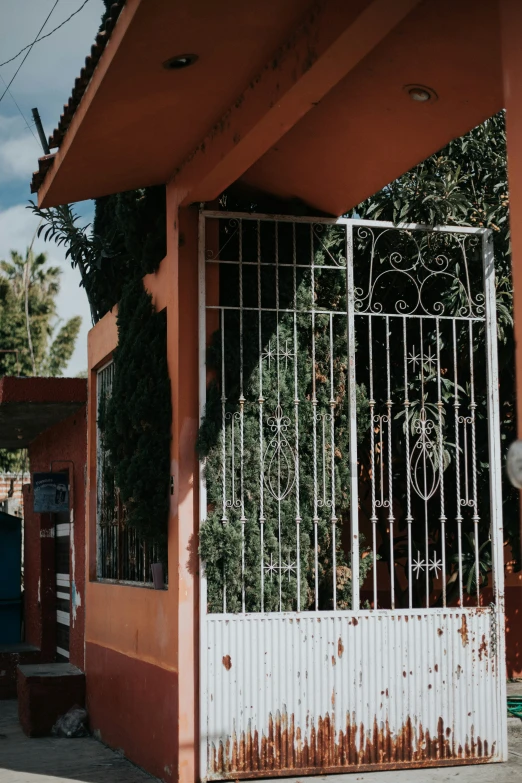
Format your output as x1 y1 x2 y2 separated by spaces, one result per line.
163 54 198 71
404 84 438 103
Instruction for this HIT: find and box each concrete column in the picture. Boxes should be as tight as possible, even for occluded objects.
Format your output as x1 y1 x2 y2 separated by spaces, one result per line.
500 0 522 432
166 187 200 783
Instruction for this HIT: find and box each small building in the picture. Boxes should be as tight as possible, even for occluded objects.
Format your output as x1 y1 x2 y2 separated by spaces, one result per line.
0 377 86 696
30 1 522 781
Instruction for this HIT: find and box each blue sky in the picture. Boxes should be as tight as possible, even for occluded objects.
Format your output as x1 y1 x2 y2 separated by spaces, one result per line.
0 0 105 374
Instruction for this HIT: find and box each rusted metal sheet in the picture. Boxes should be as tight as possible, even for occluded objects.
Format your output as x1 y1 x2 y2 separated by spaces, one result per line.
203 608 505 779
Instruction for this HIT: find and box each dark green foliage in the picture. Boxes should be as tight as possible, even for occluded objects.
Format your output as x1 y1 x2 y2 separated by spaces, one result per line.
29 186 167 323
198 223 374 613
92 187 168 309
353 110 518 585
30 183 170 569
99 279 171 560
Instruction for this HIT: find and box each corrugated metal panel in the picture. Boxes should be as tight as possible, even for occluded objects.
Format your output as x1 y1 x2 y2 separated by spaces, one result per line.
204 607 505 779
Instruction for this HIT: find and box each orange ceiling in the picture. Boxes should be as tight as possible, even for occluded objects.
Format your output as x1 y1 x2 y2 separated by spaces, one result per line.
38 0 503 215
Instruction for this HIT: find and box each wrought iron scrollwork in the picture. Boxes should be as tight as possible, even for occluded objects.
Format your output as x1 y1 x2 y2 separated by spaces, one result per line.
354 227 485 318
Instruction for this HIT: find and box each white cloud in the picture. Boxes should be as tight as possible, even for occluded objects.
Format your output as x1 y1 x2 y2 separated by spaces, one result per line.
0 114 40 182
0 203 90 375
0 0 106 375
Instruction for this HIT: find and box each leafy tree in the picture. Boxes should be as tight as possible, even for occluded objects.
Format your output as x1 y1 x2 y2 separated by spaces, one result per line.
0 247 81 472
0 248 80 376
29 187 166 323
352 110 518 596
98 279 171 559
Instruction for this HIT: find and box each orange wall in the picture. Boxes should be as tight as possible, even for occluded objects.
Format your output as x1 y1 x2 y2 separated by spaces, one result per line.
85 198 200 782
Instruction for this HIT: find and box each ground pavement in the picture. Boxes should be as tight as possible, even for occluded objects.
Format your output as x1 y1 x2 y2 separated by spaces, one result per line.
0 699 157 782
1 693 522 782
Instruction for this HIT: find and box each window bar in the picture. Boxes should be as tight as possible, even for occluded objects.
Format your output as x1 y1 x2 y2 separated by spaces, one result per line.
311 226 319 611
275 222 282 611
386 316 395 609
257 221 265 612
453 320 464 605
220 308 227 613
369 317 377 608
468 320 480 605
419 319 430 608
345 222 359 610
403 317 413 608
239 221 246 613
436 318 447 607
293 224 301 612
329 313 337 610
132 531 139 580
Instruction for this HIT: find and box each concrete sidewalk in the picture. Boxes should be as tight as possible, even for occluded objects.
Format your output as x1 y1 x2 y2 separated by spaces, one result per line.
1 696 521 783
0 699 158 783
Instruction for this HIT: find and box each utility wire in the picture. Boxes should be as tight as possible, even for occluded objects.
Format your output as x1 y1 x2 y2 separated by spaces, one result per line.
0 0 91 70
0 0 60 109
0 72 39 144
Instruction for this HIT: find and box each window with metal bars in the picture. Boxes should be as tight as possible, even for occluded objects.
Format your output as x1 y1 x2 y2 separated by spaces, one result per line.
96 361 162 584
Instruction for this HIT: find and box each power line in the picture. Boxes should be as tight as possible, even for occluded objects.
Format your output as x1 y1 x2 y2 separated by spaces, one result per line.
0 0 91 70
0 1 61 109
0 72 39 145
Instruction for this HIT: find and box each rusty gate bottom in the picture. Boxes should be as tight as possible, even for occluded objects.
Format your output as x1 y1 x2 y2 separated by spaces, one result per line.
209 708 496 778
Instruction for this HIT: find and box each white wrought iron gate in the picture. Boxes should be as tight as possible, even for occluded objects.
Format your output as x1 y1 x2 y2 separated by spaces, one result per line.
198 211 507 779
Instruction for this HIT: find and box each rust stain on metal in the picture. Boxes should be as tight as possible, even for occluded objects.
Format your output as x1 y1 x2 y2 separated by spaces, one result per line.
351 617 358 626
331 656 336 667
434 664 439 672
478 634 488 661
209 706 492 777
437 628 443 637
458 615 469 647
338 638 344 658
222 655 232 671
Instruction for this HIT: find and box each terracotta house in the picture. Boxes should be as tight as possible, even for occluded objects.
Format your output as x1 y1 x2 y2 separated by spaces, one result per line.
29 1 522 781
0 377 86 697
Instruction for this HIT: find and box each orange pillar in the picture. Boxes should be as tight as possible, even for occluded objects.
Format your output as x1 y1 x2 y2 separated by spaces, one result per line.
166 186 200 783
500 0 522 433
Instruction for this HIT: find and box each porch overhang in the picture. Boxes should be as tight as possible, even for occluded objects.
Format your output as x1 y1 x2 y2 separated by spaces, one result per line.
0 377 87 449
34 0 503 216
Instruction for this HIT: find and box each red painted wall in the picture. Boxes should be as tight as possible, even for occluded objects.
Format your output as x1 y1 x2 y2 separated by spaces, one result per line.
26 405 87 670
22 484 55 660
86 642 178 779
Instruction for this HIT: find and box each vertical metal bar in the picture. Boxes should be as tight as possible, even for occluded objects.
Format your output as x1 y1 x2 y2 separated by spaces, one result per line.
258 221 265 612
292 224 301 612
403 317 413 608
198 210 209 780
419 319 429 608
346 222 360 610
239 221 246 613
275 222 282 612
482 229 507 759
436 317 447 607
468 320 480 606
369 316 378 609
329 313 337 610
311 226 319 610
385 315 395 609
453 320 464 605
220 308 227 614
